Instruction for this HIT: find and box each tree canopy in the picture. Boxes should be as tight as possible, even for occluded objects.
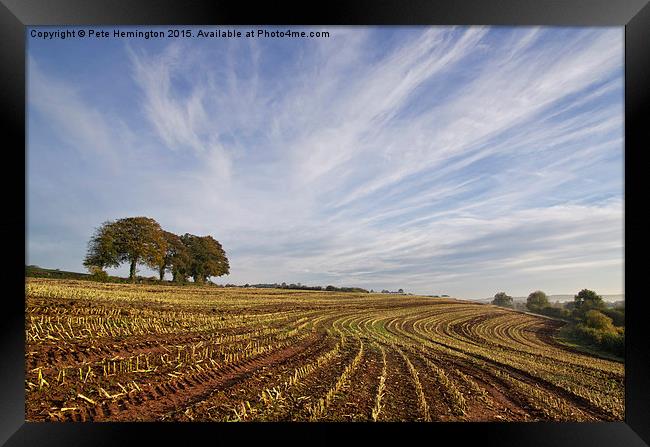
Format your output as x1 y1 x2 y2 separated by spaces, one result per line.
492 292 513 308
573 289 605 316
156 231 192 281
113 217 167 281
83 217 229 283
526 290 549 312
180 233 230 283
83 221 121 270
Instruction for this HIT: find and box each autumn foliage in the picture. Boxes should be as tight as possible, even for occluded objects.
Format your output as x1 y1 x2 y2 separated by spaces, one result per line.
83 217 229 283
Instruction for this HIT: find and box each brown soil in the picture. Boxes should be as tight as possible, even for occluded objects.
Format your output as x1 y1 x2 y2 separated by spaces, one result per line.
25 279 624 422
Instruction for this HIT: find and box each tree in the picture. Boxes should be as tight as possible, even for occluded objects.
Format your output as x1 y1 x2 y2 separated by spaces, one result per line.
181 234 230 283
491 292 513 308
170 240 192 283
84 218 229 284
83 221 121 272
574 289 605 316
155 231 191 281
111 217 167 282
84 217 167 282
526 290 549 312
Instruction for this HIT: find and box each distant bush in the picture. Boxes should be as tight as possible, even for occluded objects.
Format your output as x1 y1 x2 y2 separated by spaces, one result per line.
88 266 109 282
322 285 368 293
600 327 625 355
526 290 549 312
517 289 624 358
571 324 624 357
572 289 606 319
537 306 571 319
569 309 624 357
491 292 513 308
584 309 615 330
513 302 527 311
602 308 625 327
563 301 576 311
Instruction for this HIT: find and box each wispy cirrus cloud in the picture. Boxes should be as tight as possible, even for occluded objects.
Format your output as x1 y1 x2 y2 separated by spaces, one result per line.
27 26 623 298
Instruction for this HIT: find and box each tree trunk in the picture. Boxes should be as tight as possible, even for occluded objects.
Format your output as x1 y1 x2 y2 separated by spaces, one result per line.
130 259 137 282
159 266 165 281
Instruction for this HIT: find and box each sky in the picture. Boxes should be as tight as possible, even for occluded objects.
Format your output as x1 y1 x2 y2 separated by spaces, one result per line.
26 26 624 299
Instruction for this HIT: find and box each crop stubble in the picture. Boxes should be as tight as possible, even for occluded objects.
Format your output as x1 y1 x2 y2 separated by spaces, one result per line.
25 278 624 422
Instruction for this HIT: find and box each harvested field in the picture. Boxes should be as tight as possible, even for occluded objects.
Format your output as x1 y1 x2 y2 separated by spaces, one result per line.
25 278 624 422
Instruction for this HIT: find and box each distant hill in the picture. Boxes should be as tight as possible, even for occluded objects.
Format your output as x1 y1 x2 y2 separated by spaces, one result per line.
545 294 624 303
25 265 159 284
26 265 90 280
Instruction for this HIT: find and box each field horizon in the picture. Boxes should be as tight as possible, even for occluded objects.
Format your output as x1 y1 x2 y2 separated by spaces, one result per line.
25 265 624 304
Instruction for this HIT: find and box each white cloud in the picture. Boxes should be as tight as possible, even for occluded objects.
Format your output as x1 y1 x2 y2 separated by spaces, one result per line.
27 27 624 298
28 58 125 170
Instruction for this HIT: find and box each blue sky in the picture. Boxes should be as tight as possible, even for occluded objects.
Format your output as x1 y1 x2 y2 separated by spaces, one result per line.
26 26 624 299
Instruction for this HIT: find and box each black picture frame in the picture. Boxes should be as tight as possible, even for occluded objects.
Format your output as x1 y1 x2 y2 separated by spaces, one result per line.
2 0 649 445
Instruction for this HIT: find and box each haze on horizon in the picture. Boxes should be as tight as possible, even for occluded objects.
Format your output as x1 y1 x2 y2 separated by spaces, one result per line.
26 26 624 300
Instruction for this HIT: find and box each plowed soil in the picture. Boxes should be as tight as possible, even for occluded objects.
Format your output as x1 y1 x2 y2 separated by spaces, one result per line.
25 279 624 422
